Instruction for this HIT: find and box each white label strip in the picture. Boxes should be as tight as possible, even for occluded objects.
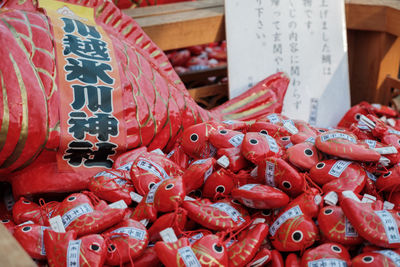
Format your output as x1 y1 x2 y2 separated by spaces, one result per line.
160 228 178 243
116 161 134 171
229 134 244 147
388 129 400 136
192 159 209 165
108 200 128 209
345 217 358 237
375 250 400 266
40 226 48 256
49 215 66 233
307 259 347 267
305 137 315 144
267 114 280 124
178 246 202 267
94 170 117 178
67 240 81 267
364 139 377 149
217 155 230 168
111 227 146 240
137 158 170 180
374 146 398 155
263 134 279 153
130 192 143 203
283 121 299 134
210 202 245 223
320 133 357 143
269 205 303 236
265 161 275 187
374 210 400 244
188 233 204 244
328 160 351 178
239 184 258 191
145 181 162 204
62 203 93 228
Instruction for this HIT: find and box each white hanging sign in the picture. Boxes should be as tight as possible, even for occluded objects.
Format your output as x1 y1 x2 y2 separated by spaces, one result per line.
225 0 350 127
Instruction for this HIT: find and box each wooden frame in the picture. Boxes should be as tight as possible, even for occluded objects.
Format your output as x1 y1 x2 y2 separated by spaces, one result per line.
125 0 400 107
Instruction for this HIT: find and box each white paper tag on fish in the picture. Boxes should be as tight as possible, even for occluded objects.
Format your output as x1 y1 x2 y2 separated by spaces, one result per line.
239 184 258 191
109 200 127 209
62 203 93 227
265 161 276 187
283 121 299 134
49 216 66 233
111 227 146 240
160 228 178 243
376 250 400 266
328 160 351 178
229 134 244 147
345 217 358 237
374 210 400 244
67 240 81 267
384 201 395 210
374 146 398 155
324 191 338 206
130 192 143 203
307 259 347 267
269 205 303 236
217 155 230 168
178 246 201 267
361 194 376 203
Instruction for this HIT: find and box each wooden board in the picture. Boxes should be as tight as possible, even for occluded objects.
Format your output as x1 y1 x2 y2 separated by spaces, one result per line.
123 0 224 50
0 223 36 267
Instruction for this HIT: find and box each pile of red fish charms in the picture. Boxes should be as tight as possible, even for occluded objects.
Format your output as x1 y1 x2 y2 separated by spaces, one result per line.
6 101 400 267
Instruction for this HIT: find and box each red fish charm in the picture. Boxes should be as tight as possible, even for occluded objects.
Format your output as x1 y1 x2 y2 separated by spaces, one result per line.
130 151 183 196
153 177 185 213
231 184 289 209
257 157 305 197
202 168 236 199
300 243 351 267
317 205 364 246
148 208 187 242
340 192 400 248
269 206 319 252
51 192 125 236
155 234 228 267
286 142 322 171
13 223 47 260
88 169 133 205
309 160 367 194
315 130 381 162
103 219 149 265
209 128 244 149
352 249 400 267
183 198 249 231
227 220 269 267
241 132 283 164
44 229 106 267
182 158 216 193
180 122 219 159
